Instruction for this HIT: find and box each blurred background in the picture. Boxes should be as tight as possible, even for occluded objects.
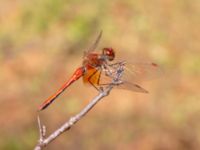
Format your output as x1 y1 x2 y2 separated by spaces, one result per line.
0 0 200 149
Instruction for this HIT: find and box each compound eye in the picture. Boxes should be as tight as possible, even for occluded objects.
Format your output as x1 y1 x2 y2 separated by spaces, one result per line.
106 49 111 55
103 48 115 61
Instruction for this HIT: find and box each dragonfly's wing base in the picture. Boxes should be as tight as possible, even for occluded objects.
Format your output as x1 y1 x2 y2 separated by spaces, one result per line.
83 68 101 86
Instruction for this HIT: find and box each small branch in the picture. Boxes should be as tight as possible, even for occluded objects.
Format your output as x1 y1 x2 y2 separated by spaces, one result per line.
34 62 124 150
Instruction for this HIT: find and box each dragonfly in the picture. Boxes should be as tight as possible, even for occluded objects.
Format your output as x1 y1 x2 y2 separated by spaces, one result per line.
38 31 161 111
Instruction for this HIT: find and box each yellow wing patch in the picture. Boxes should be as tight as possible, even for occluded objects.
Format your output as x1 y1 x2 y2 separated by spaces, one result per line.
83 68 101 86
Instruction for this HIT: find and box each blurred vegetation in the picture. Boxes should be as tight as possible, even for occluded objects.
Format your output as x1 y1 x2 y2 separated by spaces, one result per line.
0 0 200 150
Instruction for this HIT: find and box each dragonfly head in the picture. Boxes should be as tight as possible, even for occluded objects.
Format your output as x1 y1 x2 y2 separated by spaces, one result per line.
102 47 115 61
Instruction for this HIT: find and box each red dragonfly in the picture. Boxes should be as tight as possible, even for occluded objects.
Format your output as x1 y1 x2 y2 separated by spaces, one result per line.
38 31 160 111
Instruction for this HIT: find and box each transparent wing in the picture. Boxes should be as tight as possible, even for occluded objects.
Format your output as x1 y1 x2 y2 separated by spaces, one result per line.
121 62 162 83
115 81 148 93
97 67 149 93
99 61 161 93
84 30 102 57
